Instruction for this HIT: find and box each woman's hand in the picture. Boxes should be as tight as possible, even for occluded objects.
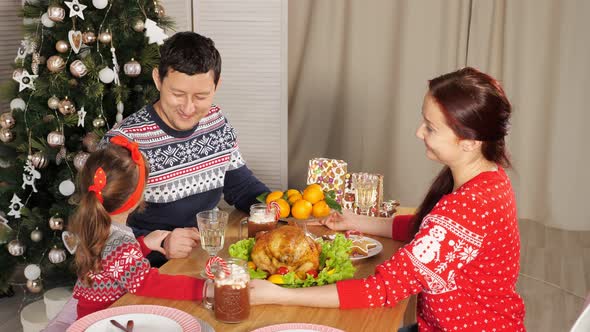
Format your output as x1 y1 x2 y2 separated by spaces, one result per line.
249 279 286 305
143 230 171 255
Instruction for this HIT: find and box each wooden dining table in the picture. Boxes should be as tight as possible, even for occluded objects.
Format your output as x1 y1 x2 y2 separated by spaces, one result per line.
112 207 415 331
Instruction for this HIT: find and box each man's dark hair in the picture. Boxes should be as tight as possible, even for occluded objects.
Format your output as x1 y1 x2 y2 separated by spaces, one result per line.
158 32 221 85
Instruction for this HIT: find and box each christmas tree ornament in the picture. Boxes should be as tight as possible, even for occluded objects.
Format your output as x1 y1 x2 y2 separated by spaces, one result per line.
69 78 79 87
82 30 96 44
26 279 43 293
48 247 67 264
92 0 109 10
10 98 26 111
7 194 24 218
133 19 145 32
116 101 124 123
110 47 121 85
47 55 66 73
69 60 88 78
0 128 15 143
98 67 115 83
62 231 79 254
124 58 141 77
30 228 43 242
47 130 65 148
15 43 27 63
49 216 64 231
82 132 99 152
58 97 76 115
12 69 37 92
155 3 166 18
41 13 55 28
73 151 90 171
31 52 41 75
48 96 60 110
55 40 70 53
77 107 86 127
22 160 41 193
92 117 106 128
65 0 87 20
48 5 66 22
7 239 25 256
144 18 168 45
98 30 112 44
0 113 16 129
68 30 83 54
59 180 75 196
29 152 49 169
24 264 41 280
55 146 67 165
0 220 12 245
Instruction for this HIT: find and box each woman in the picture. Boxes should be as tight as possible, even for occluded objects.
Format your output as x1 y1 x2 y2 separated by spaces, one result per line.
250 67 525 331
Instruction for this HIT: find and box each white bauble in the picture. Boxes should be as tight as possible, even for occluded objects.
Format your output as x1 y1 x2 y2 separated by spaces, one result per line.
98 67 115 84
41 13 55 28
92 0 108 10
59 180 75 196
48 247 67 264
24 264 41 280
10 98 26 111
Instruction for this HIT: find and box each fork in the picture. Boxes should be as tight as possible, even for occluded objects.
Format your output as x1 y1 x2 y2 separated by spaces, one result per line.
110 319 133 332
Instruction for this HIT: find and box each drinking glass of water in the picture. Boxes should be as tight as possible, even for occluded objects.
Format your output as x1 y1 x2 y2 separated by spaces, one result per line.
197 209 229 277
352 173 379 216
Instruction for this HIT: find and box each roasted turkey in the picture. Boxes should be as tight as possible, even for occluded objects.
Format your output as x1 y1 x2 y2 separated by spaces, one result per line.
251 225 321 278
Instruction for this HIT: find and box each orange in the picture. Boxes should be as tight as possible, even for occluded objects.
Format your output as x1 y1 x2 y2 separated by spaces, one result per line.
291 199 313 220
266 191 284 204
288 193 302 205
275 198 291 218
312 200 331 218
306 183 323 192
303 187 324 204
267 274 285 284
285 189 301 198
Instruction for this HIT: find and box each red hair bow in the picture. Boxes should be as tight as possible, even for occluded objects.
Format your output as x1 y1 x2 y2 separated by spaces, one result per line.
88 167 106 203
108 136 146 215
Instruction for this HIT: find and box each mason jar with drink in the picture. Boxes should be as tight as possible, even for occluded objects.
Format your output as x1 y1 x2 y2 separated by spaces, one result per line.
202 258 250 323
240 203 279 239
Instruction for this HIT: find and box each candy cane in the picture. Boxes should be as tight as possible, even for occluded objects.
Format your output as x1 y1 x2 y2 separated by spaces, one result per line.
205 256 230 279
268 201 281 221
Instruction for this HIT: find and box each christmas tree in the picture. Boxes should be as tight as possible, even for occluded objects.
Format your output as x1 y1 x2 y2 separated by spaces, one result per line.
0 0 173 296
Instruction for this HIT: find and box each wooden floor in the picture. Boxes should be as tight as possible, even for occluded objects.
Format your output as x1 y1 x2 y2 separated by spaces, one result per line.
1 219 588 332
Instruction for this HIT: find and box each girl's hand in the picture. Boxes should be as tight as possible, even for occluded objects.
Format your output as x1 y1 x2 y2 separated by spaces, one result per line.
143 230 171 255
316 209 359 231
249 279 286 305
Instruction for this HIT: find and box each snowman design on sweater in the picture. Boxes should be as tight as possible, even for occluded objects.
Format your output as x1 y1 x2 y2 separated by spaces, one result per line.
411 225 447 263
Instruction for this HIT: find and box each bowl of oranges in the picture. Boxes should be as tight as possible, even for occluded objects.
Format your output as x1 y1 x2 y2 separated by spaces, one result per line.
257 183 342 220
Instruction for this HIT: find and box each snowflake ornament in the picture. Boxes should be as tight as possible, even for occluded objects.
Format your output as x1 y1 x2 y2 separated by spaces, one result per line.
65 0 88 20
7 194 24 219
13 69 38 92
22 160 41 193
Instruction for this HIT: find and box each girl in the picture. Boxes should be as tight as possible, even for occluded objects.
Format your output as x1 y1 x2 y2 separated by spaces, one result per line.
250 67 525 331
69 136 204 318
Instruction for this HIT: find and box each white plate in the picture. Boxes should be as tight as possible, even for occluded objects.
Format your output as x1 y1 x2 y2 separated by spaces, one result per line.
349 236 383 261
85 313 181 332
251 323 344 332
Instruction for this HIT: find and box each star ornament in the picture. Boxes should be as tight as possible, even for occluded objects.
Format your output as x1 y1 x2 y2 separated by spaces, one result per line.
13 69 38 92
77 107 86 127
65 0 88 20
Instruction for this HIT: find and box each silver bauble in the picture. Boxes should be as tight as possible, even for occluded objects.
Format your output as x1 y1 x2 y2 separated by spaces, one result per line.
98 67 115 84
92 117 106 128
24 264 41 280
47 130 65 148
47 6 65 22
73 151 90 171
49 216 64 231
0 128 15 143
69 60 88 78
82 31 97 44
58 97 76 115
48 247 67 264
41 13 55 28
30 228 43 242
10 98 26 111
26 279 43 293
92 0 109 10
48 96 60 110
133 19 145 32
28 152 49 169
124 59 141 77
98 31 112 44
7 239 25 256
47 55 66 73
155 4 165 18
55 40 70 53
0 113 16 129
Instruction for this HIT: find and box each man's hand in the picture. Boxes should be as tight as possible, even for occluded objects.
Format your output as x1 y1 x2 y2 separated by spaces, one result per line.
163 227 201 259
143 230 170 255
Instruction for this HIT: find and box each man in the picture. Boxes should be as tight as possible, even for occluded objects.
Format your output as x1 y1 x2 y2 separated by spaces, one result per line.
103 32 269 266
